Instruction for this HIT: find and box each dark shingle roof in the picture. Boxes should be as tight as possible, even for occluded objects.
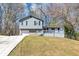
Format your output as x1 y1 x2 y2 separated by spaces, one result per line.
19 15 43 22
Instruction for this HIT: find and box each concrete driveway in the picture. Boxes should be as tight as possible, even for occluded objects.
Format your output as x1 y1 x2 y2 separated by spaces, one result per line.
0 34 29 56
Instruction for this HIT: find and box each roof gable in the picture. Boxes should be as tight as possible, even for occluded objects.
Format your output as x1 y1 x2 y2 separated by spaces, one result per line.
19 15 43 22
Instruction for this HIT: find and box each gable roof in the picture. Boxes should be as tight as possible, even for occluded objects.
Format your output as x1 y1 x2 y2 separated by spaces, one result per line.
19 15 43 22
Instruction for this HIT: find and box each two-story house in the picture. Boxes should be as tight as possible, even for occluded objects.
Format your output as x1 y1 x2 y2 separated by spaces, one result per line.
19 15 64 37
19 15 43 35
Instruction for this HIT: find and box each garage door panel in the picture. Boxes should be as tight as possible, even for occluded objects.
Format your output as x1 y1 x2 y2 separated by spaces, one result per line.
21 30 29 35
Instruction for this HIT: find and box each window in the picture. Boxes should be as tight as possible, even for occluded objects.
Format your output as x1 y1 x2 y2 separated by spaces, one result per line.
58 28 60 32
58 28 60 31
26 21 28 25
34 21 36 25
77 28 79 30
21 22 23 25
39 21 41 25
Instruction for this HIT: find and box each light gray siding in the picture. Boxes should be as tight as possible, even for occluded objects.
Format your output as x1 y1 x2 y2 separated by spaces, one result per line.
19 18 43 29
44 28 64 37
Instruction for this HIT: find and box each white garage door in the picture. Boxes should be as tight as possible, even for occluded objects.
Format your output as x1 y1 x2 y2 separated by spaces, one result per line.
20 30 29 35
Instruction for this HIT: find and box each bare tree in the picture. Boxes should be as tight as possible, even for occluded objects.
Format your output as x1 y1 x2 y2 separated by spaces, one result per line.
1 3 24 35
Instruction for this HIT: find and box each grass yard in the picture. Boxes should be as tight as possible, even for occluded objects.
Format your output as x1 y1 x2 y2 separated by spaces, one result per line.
9 35 79 56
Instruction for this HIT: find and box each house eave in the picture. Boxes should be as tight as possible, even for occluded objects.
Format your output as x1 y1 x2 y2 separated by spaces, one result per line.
19 15 43 22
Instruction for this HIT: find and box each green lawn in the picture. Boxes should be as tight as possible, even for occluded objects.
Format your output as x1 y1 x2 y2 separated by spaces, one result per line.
9 35 79 56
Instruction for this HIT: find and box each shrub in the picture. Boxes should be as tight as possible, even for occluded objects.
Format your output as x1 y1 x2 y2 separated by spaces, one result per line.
64 21 77 40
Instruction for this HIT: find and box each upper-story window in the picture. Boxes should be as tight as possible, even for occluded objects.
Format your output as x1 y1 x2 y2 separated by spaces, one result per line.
34 21 36 25
26 21 28 25
39 21 41 25
21 22 23 25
